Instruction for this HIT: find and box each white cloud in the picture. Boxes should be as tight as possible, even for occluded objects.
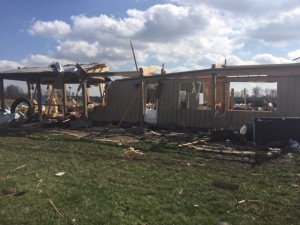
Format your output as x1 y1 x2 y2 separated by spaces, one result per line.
71 14 141 39
252 54 291 64
25 4 240 69
247 9 300 45
0 60 22 71
29 20 71 38
19 1 300 72
170 0 300 18
20 54 56 67
170 0 300 48
287 49 300 61
224 55 248 65
56 40 101 59
135 4 208 42
20 54 74 68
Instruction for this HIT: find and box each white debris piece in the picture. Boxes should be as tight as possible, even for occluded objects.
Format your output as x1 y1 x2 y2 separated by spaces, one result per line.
124 147 144 157
49 61 64 72
0 112 20 126
55 172 65 176
240 125 247 135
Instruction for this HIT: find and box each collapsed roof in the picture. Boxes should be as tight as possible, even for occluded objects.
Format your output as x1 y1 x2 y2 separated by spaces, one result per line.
0 61 159 85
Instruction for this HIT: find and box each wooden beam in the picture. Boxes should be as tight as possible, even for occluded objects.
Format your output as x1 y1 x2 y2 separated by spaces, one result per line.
0 79 4 112
82 81 88 118
36 80 42 120
62 84 67 116
230 88 234 110
27 82 33 101
211 73 216 128
140 68 145 126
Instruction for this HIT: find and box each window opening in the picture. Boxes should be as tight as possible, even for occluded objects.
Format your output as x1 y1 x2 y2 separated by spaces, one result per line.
179 81 208 110
230 82 277 111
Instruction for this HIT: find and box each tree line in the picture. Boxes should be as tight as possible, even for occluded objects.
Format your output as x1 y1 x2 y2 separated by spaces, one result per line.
234 86 277 99
4 84 26 99
234 85 277 108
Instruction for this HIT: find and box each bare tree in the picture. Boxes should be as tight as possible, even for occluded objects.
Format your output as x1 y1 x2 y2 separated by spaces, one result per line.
263 88 271 97
252 86 262 98
270 89 277 98
234 91 242 98
5 84 25 99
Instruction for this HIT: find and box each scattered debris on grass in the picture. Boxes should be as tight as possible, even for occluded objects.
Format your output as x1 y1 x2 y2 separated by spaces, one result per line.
49 199 64 219
219 222 231 225
35 173 43 188
1 187 25 197
2 123 296 165
235 199 261 209
237 199 260 205
212 180 240 191
55 172 65 177
11 164 26 172
290 183 300 188
124 147 144 157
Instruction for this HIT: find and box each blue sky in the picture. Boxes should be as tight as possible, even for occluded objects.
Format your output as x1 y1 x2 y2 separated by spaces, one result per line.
1 0 300 74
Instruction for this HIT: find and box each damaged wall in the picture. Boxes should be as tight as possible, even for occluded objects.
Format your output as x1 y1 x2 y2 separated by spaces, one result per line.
91 72 300 130
90 80 142 124
157 79 213 128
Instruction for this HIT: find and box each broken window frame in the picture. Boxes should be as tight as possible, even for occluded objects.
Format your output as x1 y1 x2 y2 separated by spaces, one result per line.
178 80 210 110
145 82 160 110
229 81 277 112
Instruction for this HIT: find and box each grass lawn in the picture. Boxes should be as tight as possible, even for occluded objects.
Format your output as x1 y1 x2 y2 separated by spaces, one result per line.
0 127 299 225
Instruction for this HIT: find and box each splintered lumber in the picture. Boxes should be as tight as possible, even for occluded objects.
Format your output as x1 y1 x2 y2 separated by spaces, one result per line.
178 141 199 147
191 145 280 157
142 67 157 76
49 199 64 218
11 165 26 172
212 180 240 190
192 145 255 156
84 64 109 73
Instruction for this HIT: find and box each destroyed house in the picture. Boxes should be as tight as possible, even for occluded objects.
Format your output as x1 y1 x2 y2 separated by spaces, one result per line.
1 62 300 131
0 63 111 119
91 63 300 130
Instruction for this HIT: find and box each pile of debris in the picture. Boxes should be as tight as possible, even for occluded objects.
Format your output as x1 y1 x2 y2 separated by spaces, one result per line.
50 124 299 165
1 109 298 164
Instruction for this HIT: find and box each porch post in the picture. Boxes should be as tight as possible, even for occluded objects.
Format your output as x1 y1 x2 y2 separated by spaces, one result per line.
0 79 5 112
36 80 43 120
27 82 33 101
62 84 67 116
140 68 145 126
211 73 216 129
82 81 88 118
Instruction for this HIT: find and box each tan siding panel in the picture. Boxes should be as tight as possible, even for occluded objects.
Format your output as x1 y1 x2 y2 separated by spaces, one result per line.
163 81 172 125
157 81 167 125
278 78 289 116
158 81 168 124
169 80 177 124
293 77 300 115
92 75 300 129
128 83 141 123
286 77 300 116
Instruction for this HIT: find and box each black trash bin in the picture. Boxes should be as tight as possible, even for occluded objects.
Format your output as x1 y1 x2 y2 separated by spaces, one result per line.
253 117 300 146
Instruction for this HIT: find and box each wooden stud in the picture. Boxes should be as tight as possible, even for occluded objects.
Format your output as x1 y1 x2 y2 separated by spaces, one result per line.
0 79 4 112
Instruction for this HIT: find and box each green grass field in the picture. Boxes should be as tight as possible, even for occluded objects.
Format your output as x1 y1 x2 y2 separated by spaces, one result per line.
0 128 299 225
